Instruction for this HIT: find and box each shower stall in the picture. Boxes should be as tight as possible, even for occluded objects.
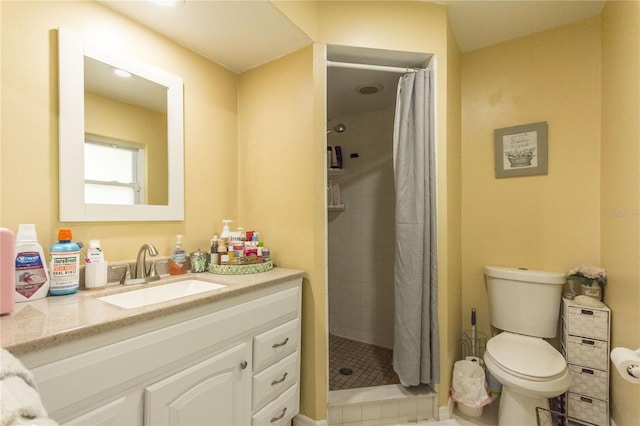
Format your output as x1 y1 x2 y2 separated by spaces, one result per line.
326 45 438 424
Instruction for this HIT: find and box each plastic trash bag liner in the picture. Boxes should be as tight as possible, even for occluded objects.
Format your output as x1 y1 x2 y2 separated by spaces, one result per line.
450 360 493 408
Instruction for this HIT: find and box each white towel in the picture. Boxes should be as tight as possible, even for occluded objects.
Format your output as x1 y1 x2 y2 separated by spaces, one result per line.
0 349 49 426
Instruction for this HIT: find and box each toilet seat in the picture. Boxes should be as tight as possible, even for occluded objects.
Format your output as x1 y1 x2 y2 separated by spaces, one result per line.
486 332 566 380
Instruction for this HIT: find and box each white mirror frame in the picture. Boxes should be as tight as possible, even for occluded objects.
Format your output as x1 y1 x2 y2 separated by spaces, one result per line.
58 27 184 222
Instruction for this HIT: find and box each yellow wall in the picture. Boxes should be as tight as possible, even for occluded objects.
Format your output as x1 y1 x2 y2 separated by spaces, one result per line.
2 1 462 421
0 1 237 258
16 1 640 424
318 2 458 410
462 12 640 425
601 1 640 424
444 16 462 406
461 17 602 338
238 46 325 418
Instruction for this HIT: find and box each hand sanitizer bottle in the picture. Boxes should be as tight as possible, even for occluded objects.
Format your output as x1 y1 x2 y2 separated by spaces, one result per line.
169 235 187 275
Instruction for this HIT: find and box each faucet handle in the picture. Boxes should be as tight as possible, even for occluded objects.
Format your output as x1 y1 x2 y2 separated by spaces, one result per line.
150 259 168 277
110 263 131 285
149 260 158 277
123 265 131 284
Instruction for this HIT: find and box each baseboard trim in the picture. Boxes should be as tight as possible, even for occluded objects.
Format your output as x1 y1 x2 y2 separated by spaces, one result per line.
293 413 328 426
438 398 454 420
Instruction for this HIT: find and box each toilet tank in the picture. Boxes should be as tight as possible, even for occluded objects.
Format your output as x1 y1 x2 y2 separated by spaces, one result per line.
484 266 566 338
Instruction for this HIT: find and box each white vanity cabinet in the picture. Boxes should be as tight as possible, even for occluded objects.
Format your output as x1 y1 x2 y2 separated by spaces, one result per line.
20 278 302 426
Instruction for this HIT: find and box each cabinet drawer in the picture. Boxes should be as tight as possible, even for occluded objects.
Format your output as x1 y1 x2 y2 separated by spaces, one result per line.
252 383 298 426
253 352 298 411
566 336 608 371
568 364 608 401
566 306 609 341
567 392 608 426
253 319 299 372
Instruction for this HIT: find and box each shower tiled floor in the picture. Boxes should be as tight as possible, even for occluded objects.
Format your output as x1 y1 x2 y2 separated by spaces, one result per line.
329 334 400 390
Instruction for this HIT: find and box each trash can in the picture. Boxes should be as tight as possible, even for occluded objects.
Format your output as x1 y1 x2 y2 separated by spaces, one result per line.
450 359 492 417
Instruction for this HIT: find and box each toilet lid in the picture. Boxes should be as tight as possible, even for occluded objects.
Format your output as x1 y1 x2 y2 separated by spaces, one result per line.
486 332 566 379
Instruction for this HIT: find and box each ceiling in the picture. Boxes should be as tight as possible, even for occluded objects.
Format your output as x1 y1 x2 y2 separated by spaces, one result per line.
447 0 605 53
98 0 312 74
98 0 606 118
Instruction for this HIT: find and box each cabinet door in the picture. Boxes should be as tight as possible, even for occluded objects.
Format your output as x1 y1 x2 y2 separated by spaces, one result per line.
63 396 138 426
145 342 251 426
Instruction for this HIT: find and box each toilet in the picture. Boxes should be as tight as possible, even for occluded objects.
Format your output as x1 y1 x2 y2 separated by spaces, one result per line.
483 266 572 426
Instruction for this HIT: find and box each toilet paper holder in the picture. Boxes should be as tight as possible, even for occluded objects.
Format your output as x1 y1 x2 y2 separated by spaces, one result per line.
610 347 640 382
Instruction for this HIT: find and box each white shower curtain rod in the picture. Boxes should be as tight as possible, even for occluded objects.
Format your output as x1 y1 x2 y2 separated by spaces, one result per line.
327 60 418 74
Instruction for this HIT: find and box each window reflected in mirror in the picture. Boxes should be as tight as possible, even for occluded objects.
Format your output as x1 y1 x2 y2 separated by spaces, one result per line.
84 137 142 205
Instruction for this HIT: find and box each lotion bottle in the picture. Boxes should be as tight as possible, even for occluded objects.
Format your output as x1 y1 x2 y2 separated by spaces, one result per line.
169 234 187 275
14 224 50 302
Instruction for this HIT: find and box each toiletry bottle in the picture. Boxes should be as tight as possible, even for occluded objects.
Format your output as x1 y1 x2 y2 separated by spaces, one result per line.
85 239 107 289
1 228 16 313
86 239 104 263
331 181 341 206
14 225 50 302
335 145 343 168
169 234 187 275
330 147 339 168
220 220 232 240
217 238 227 266
210 235 219 266
49 228 80 295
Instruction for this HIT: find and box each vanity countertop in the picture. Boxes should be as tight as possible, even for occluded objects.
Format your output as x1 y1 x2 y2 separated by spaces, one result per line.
0 267 304 356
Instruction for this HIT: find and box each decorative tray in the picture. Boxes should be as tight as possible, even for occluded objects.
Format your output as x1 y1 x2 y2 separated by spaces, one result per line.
208 260 273 275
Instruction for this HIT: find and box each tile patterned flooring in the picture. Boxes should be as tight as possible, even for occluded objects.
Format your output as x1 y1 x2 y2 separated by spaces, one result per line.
327 334 503 425
329 334 400 391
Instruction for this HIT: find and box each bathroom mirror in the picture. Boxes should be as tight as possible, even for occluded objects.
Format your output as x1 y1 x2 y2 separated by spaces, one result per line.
58 27 184 221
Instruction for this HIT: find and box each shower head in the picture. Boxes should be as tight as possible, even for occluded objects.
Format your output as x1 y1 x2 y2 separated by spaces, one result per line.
327 123 347 134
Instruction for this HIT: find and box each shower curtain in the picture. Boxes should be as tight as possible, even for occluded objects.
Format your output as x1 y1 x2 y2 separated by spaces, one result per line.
392 68 440 386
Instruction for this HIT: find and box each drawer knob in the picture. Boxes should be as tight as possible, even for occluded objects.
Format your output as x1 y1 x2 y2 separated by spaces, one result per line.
240 361 248 370
271 372 288 386
272 337 289 349
270 407 287 422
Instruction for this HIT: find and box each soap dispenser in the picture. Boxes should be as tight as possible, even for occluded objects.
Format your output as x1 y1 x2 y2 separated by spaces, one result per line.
169 235 187 275
220 220 232 240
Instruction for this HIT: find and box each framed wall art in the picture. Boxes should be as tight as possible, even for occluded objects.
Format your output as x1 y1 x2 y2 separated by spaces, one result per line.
494 121 548 178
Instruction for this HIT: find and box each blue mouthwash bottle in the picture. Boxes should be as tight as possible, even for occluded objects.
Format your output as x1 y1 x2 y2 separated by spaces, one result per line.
49 228 81 295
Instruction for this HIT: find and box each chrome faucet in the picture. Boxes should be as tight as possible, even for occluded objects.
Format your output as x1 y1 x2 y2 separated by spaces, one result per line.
136 243 159 278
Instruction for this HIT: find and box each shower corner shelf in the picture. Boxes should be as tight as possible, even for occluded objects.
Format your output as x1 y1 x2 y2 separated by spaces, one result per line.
328 203 345 211
328 168 345 176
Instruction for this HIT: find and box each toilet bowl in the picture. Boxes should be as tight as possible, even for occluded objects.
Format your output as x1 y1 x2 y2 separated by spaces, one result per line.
484 266 571 425
484 333 571 425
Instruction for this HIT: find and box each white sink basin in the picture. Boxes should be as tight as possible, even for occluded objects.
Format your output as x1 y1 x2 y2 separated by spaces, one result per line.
97 279 226 309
